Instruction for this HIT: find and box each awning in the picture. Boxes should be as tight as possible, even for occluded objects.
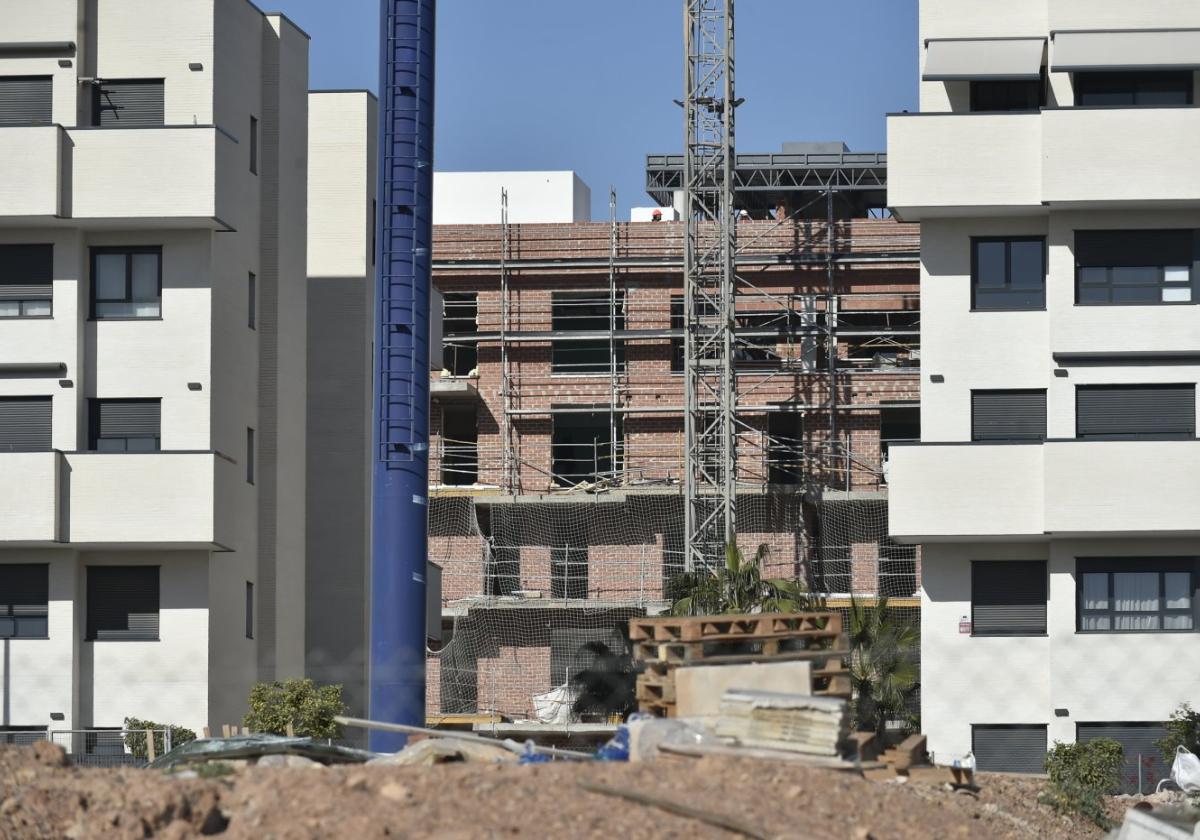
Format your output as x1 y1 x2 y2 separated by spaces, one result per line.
923 38 1046 82
1052 29 1200 72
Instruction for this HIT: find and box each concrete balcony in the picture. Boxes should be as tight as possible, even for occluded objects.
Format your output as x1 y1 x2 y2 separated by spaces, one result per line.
0 125 239 227
1042 107 1200 208
0 126 69 221
889 440 1200 541
0 451 233 548
887 113 1043 220
69 126 238 228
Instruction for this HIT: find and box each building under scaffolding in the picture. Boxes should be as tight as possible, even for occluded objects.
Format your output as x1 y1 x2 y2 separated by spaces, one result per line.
425 150 920 722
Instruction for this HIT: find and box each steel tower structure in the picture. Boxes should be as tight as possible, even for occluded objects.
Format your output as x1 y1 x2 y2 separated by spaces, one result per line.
683 0 739 571
370 0 435 751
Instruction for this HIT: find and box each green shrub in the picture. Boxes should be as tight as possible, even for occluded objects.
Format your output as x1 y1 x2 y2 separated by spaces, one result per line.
1156 703 1200 765
1040 738 1124 830
123 718 197 759
242 678 346 739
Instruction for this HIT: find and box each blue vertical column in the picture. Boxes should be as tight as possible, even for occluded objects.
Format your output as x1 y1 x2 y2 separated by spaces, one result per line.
370 0 435 752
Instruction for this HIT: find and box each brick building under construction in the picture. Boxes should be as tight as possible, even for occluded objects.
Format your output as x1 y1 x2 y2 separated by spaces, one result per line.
424 149 920 721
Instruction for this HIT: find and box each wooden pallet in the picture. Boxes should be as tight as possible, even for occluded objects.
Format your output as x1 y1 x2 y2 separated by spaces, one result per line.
629 612 842 644
635 677 676 704
634 631 844 665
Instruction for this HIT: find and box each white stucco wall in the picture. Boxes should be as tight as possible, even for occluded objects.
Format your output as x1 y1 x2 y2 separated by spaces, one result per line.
433 171 592 224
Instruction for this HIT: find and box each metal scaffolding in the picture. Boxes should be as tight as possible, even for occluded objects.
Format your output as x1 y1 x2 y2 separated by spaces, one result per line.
682 0 739 572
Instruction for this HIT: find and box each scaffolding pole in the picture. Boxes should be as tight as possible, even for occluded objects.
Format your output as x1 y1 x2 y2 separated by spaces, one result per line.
499 188 517 492
683 0 738 572
608 187 620 483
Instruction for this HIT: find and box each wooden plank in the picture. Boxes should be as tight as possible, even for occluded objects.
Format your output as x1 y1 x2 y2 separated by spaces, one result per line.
145 729 156 762
630 612 843 644
634 634 843 664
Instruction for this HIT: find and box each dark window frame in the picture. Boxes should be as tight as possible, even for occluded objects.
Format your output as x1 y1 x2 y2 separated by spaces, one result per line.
87 398 161 453
1074 229 1197 306
248 272 257 329
1074 70 1194 108
971 389 1047 442
971 237 1047 311
245 581 254 639
970 70 1047 113
0 564 49 639
1076 558 1198 634
246 427 255 485
249 115 258 174
971 560 1048 636
0 243 53 319
85 565 160 642
89 246 162 320
551 409 623 487
1075 384 1197 441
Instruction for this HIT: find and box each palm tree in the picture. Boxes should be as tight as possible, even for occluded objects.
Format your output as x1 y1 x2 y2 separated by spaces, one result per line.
846 596 919 737
667 543 822 616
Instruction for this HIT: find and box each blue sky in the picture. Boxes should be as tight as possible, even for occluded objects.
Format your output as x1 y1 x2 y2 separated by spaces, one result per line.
272 0 918 218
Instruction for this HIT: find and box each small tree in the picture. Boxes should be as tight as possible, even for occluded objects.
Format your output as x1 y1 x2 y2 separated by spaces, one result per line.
1156 702 1200 766
123 718 197 759
845 597 919 737
1041 738 1124 830
243 679 346 739
667 543 822 616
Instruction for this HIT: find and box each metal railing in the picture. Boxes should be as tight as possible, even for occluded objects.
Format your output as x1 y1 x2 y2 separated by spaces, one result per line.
0 728 172 768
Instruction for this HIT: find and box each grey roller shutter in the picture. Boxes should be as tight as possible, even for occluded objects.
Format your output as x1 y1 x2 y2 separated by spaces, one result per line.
1077 723 1170 794
0 244 52 301
972 561 1047 635
973 724 1047 774
0 76 52 126
0 397 51 452
94 80 164 127
86 566 159 641
972 390 1046 441
1077 385 1196 439
0 564 49 638
96 400 160 438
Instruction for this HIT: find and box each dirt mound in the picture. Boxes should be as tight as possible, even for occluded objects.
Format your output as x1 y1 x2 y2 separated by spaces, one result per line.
0 744 1107 839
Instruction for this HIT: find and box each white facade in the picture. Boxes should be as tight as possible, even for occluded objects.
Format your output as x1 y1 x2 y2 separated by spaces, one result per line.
0 0 310 737
432 171 592 224
889 0 1200 774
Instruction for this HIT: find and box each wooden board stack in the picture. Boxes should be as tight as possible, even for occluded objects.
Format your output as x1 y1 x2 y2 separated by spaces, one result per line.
630 612 851 718
714 690 850 757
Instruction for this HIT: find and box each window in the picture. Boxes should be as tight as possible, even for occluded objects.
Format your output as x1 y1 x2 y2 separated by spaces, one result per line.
90 247 161 319
88 399 160 452
551 410 621 486
0 76 51 126
0 564 49 639
972 561 1047 635
248 272 257 329
1075 71 1193 108
551 546 588 599
971 238 1045 310
767 412 804 485
86 566 159 641
442 292 478 376
880 406 920 461
1076 384 1196 440
1078 559 1197 632
970 76 1044 112
249 115 258 174
486 546 520 597
971 390 1046 441
551 291 624 374
1075 230 1196 305
246 427 256 484
972 725 1047 774
440 405 478 485
0 397 51 453
1077 723 1171 794
0 244 52 317
245 581 254 639
92 80 164 126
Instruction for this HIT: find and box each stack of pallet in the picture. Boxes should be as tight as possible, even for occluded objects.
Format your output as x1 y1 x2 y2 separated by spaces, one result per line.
630 612 850 718
715 690 850 756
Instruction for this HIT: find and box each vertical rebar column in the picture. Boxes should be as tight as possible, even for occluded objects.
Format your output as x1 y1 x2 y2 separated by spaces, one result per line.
370 0 435 751
499 189 517 492
683 0 738 571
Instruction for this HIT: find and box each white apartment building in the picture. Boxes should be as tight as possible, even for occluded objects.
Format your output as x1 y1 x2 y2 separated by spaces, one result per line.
0 0 312 738
888 0 1200 790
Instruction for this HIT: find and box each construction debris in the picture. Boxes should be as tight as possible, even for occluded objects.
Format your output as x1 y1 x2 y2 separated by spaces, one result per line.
715 690 851 757
147 734 374 771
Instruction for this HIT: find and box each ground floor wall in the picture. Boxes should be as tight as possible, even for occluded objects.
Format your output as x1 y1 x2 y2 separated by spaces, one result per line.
921 538 1200 777
0 548 261 738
